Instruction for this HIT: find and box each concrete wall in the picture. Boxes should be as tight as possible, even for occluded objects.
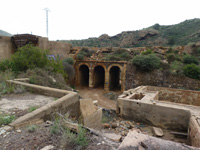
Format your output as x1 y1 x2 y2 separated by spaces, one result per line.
147 86 200 106
117 99 190 130
8 79 80 128
37 37 72 59
0 36 14 60
188 116 200 147
117 86 200 147
0 36 72 61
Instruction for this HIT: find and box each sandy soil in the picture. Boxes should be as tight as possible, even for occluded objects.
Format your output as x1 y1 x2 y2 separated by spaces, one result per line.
0 93 55 114
77 87 116 110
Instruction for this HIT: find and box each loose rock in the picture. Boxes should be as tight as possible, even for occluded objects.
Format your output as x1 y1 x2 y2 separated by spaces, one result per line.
152 127 164 137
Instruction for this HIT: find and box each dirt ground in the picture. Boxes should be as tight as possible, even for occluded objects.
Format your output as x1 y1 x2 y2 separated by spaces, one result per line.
77 87 117 110
0 93 55 116
0 122 116 150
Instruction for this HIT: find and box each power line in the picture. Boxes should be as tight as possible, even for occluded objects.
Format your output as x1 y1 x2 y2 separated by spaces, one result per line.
43 8 50 38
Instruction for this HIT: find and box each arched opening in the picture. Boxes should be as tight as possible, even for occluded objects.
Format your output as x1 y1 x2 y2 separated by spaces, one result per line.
109 66 121 91
79 65 89 87
94 66 105 88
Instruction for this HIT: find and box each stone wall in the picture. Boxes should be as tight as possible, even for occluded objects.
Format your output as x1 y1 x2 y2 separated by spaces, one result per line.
0 35 72 61
37 37 72 59
125 64 200 91
75 60 127 92
147 86 200 106
0 36 14 60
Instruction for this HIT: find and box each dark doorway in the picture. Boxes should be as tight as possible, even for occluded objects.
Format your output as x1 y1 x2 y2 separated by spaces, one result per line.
79 65 89 87
94 66 105 88
109 66 121 91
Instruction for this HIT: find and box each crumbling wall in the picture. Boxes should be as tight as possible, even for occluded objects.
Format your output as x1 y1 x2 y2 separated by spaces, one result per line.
147 86 200 106
0 36 14 60
125 64 200 91
117 98 190 130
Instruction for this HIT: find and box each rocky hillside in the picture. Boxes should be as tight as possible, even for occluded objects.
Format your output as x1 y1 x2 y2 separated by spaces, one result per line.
63 18 200 48
0 29 12 37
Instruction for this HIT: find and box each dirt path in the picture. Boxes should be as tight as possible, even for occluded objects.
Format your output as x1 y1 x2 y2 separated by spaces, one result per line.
77 87 116 110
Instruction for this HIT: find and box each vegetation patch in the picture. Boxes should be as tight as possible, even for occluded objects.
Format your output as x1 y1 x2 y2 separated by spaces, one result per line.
132 54 161 71
76 47 95 60
27 124 37 133
183 64 200 80
183 55 199 65
28 106 38 112
105 49 131 61
0 114 15 126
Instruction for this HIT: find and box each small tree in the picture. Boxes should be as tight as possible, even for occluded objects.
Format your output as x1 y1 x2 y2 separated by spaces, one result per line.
183 55 199 65
63 57 74 65
132 54 161 71
183 64 200 79
11 44 49 72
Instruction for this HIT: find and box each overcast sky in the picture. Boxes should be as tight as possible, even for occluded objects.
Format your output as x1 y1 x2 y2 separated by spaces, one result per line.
1 0 200 41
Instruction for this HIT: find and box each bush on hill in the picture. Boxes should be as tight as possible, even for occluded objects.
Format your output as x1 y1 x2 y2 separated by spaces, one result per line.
132 54 161 71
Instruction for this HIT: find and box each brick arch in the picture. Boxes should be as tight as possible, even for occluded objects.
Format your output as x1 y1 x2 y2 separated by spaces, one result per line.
78 62 90 69
107 64 123 71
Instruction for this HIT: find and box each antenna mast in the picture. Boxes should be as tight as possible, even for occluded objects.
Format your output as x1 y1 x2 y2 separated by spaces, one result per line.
44 8 50 37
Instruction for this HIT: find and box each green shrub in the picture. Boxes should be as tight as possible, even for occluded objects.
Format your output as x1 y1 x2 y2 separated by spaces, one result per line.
76 125 88 147
183 55 199 65
77 53 85 60
0 114 15 126
63 57 74 65
183 64 200 79
0 60 14 72
141 49 152 55
170 61 184 75
63 62 75 81
132 54 161 71
105 49 131 61
27 125 37 132
0 71 15 95
166 53 181 63
76 48 95 60
11 44 49 72
50 121 61 134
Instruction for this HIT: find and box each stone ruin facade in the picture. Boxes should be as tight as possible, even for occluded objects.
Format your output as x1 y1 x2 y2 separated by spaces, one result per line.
75 60 127 92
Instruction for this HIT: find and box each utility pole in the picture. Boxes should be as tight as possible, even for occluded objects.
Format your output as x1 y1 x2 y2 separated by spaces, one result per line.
43 8 50 38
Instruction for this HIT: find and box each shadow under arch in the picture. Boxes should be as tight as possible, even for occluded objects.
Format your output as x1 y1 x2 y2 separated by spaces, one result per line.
93 65 105 88
109 66 121 91
79 64 89 87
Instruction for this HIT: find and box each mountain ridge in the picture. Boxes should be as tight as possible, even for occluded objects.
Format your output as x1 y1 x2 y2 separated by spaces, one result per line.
63 18 200 48
0 29 12 37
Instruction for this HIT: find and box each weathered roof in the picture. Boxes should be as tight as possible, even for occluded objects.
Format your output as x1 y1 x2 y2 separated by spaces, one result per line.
12 34 39 49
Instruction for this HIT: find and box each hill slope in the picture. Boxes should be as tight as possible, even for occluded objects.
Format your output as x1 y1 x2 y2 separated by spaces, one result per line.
64 18 200 48
0 29 12 37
